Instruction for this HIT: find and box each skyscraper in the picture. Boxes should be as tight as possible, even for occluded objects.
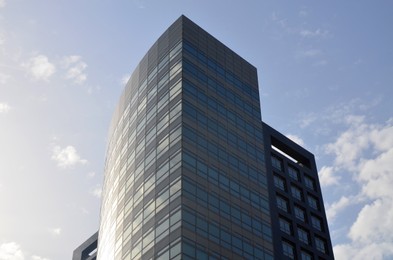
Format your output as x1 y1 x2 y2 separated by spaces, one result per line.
74 15 333 260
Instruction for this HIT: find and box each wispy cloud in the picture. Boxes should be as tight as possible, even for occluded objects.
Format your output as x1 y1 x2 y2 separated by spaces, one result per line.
0 102 11 113
90 185 102 198
0 242 24 260
32 256 50 260
120 74 130 86
326 195 353 221
51 145 87 168
0 73 10 84
133 0 146 9
298 49 322 58
321 116 393 259
0 0 6 8
300 29 330 38
62 55 87 84
318 166 340 187
48 227 62 236
285 134 305 146
313 59 328 67
22 55 56 81
298 9 308 17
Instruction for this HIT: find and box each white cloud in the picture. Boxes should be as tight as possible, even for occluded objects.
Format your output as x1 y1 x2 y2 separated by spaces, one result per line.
298 10 308 17
325 115 381 171
318 166 340 187
90 185 102 198
323 116 393 259
87 171 96 178
51 145 87 168
48 227 61 236
313 59 328 67
62 55 87 84
299 49 322 58
0 0 5 8
326 195 353 221
300 29 329 38
23 55 56 81
285 134 305 146
0 102 11 113
120 74 130 85
31 256 50 260
335 242 393 260
0 73 10 84
0 242 24 260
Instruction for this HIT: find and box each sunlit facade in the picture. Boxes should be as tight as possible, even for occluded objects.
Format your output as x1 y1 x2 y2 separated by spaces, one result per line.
87 15 334 260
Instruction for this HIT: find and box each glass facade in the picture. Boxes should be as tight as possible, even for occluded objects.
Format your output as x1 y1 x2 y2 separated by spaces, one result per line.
98 16 274 260
93 15 333 260
98 19 184 259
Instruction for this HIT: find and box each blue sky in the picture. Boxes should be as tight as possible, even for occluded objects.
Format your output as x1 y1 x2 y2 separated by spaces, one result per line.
1 1 392 259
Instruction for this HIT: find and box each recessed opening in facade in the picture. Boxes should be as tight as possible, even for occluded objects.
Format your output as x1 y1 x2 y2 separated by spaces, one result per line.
270 136 311 169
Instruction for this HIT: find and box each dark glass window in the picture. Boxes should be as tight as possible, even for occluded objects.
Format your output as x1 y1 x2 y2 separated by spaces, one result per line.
297 227 310 245
282 240 295 259
271 155 283 171
304 175 316 191
291 185 303 201
279 217 292 235
294 206 306 222
288 166 299 181
315 236 326 254
300 250 313 260
311 215 322 231
277 196 289 212
307 195 319 210
274 175 286 191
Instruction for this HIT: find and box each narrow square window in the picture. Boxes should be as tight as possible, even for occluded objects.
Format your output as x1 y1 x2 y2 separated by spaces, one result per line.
294 206 306 222
311 215 323 231
288 166 299 181
277 196 289 212
282 240 295 259
291 185 303 201
300 250 313 260
304 175 316 191
307 195 319 210
274 175 286 191
315 236 326 254
271 155 283 171
297 227 310 245
279 217 292 235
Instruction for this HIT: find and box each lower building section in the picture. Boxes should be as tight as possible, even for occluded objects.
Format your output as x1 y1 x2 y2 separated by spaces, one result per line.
263 123 334 259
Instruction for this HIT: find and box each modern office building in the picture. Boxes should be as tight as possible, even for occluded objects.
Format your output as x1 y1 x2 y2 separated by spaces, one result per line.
73 15 333 260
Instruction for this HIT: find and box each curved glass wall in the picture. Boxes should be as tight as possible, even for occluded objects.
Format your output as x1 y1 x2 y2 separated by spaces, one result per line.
97 24 184 259
98 16 273 260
